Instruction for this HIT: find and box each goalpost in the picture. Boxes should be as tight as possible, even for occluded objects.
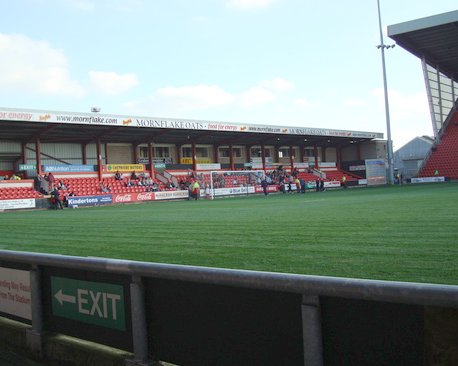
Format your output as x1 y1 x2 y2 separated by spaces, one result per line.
199 170 264 200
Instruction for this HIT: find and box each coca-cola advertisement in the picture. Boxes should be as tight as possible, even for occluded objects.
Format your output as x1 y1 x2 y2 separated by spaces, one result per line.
112 192 155 203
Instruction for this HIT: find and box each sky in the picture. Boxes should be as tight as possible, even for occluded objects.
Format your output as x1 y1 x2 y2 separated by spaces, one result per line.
0 0 457 151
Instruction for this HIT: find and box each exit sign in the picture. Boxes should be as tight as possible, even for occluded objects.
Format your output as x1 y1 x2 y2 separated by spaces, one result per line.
51 276 126 331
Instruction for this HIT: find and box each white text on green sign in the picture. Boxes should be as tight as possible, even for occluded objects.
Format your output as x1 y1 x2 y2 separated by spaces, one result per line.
51 276 125 331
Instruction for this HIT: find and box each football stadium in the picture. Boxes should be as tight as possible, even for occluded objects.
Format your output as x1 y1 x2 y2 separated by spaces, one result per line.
0 9 457 366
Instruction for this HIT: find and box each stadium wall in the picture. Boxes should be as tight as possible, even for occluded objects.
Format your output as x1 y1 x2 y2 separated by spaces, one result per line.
0 251 456 366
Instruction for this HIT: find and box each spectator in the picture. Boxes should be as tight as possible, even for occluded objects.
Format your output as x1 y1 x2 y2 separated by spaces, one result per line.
131 171 138 180
261 177 268 196
46 172 55 191
295 177 301 193
100 181 111 193
190 180 200 200
57 180 67 190
114 170 122 180
341 175 347 189
51 188 63 209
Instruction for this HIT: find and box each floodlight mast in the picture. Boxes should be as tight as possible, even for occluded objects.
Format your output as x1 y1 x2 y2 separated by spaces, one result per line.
376 0 395 185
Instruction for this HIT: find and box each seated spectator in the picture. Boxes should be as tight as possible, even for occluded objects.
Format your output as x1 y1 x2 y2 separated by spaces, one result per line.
126 179 135 187
114 170 122 180
100 182 111 193
131 171 138 180
57 180 67 190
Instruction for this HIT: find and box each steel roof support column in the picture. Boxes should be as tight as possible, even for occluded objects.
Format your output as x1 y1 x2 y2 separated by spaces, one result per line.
148 142 155 180
229 144 234 171
213 145 219 165
81 143 87 165
302 295 323 366
313 145 318 169
261 145 266 173
132 143 138 165
192 142 197 172
35 139 42 176
96 139 103 181
336 146 342 170
300 145 305 165
289 145 295 172
246 145 251 165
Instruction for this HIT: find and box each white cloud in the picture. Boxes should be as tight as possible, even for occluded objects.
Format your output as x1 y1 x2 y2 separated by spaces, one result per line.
226 0 278 10
260 77 294 92
124 77 294 116
0 33 84 97
89 71 138 95
238 86 276 107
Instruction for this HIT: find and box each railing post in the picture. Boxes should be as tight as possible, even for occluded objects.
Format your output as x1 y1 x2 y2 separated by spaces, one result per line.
126 275 150 366
26 265 44 356
302 295 323 366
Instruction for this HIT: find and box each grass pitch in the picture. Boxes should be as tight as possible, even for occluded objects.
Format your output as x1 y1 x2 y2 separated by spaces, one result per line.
0 183 457 285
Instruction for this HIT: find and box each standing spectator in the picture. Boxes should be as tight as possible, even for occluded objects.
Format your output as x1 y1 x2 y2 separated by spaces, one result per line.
294 177 301 193
341 175 347 189
46 172 55 191
261 177 268 196
191 180 200 200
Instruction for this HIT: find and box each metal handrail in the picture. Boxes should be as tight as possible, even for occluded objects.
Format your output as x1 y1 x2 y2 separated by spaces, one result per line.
1 249 457 308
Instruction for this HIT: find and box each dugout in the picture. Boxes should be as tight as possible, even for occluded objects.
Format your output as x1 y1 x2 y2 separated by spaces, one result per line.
0 107 384 179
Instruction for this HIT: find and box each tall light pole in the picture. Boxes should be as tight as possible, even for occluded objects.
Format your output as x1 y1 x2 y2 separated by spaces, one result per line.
376 0 395 185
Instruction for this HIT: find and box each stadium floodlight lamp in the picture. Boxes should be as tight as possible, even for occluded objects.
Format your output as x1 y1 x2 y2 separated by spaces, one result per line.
376 0 395 185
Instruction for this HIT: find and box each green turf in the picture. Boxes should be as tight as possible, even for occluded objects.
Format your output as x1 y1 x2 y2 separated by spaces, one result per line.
1 183 457 285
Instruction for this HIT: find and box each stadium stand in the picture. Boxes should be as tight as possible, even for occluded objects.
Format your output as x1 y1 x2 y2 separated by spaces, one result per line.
419 102 458 179
0 187 43 200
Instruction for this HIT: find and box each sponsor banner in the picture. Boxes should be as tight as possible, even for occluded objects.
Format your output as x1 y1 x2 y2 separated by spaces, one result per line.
196 163 221 170
180 158 211 164
0 108 383 139
42 164 96 173
255 186 279 193
213 186 256 196
0 198 36 210
349 165 366 171
105 164 144 172
0 267 32 321
358 179 368 185
324 181 341 188
251 157 273 163
112 192 155 203
138 158 172 165
67 195 112 207
154 190 189 200
294 162 309 168
411 176 445 184
319 162 336 168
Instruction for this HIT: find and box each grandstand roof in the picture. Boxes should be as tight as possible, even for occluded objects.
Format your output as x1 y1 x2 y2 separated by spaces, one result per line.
388 10 458 83
0 107 383 150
